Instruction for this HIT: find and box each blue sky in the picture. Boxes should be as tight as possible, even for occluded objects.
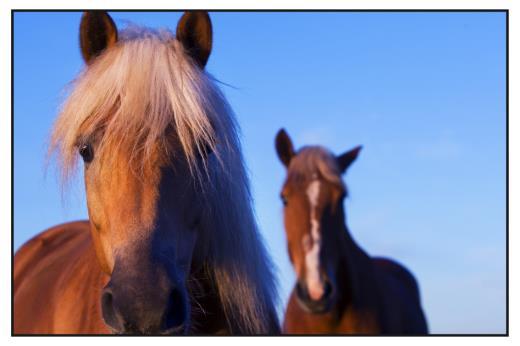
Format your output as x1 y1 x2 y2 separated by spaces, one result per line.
13 11 506 334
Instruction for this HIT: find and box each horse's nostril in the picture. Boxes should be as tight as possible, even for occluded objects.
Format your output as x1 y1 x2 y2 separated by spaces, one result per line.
162 288 187 333
101 288 122 332
102 289 113 307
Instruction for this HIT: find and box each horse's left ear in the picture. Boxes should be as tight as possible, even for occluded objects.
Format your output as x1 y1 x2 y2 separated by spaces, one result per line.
176 11 212 68
337 146 362 173
80 11 118 64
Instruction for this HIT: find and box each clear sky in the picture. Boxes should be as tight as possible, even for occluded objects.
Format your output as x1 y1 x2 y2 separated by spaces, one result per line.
13 11 506 334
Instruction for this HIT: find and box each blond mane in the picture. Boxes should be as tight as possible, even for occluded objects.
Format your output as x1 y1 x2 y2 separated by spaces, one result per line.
49 26 278 334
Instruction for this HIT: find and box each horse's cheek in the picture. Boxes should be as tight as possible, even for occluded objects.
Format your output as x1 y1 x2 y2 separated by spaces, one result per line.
89 225 114 274
84 172 114 274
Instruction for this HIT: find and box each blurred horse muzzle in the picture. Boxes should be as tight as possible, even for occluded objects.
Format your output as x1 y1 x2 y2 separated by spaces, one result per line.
295 278 335 314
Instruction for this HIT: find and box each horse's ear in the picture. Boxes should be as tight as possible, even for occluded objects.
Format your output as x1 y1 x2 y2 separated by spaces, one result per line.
176 11 212 68
275 129 295 168
80 11 118 64
337 146 362 173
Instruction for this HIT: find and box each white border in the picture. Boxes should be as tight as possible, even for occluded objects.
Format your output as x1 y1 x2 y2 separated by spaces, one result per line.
2 0 515 345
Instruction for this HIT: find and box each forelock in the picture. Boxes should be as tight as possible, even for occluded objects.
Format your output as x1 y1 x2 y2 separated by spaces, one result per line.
288 146 345 192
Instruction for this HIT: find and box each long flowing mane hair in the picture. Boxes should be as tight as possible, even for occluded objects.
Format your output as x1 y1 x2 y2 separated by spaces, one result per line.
49 26 279 334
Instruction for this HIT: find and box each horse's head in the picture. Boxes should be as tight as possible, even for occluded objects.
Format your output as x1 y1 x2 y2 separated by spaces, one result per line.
275 129 361 314
51 11 219 334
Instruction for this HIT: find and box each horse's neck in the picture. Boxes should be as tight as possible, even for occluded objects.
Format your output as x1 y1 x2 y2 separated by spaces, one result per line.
333 206 374 312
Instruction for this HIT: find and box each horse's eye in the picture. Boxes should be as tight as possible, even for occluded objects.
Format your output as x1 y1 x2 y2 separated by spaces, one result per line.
281 194 288 206
79 144 94 163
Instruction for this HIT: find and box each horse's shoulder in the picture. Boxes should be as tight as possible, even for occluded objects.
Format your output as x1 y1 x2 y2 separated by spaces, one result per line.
14 221 92 284
14 221 108 334
15 221 91 256
23 220 89 244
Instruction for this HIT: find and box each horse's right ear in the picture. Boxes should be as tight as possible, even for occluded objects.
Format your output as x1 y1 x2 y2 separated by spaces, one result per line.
275 129 295 168
80 11 118 64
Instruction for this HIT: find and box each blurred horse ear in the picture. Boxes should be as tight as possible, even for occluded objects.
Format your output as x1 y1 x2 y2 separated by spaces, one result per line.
337 146 362 173
80 11 118 64
275 129 295 168
176 11 212 68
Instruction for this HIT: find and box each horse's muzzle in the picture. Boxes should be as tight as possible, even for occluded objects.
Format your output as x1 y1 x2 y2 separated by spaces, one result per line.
101 277 189 335
295 279 334 314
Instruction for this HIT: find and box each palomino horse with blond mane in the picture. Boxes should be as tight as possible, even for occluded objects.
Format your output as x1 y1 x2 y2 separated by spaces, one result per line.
14 11 279 335
275 129 427 334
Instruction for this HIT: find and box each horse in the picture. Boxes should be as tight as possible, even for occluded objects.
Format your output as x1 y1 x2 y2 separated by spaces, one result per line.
14 11 280 335
275 129 428 334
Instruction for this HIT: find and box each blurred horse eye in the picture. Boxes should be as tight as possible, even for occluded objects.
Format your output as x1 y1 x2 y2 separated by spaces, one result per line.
79 144 94 163
281 194 288 206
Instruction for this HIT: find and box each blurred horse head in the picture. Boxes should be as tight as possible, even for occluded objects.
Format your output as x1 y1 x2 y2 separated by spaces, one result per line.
276 128 361 314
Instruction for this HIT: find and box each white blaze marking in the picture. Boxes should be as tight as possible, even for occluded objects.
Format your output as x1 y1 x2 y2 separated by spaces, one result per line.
304 179 324 300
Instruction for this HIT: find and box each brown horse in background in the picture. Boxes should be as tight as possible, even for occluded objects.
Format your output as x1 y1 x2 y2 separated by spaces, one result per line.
275 129 428 334
14 11 280 335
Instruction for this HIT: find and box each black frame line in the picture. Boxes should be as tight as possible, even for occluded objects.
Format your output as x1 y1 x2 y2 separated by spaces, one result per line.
10 9 509 337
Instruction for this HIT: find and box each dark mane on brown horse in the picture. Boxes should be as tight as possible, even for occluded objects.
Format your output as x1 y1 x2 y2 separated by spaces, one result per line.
14 11 279 335
275 128 428 334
